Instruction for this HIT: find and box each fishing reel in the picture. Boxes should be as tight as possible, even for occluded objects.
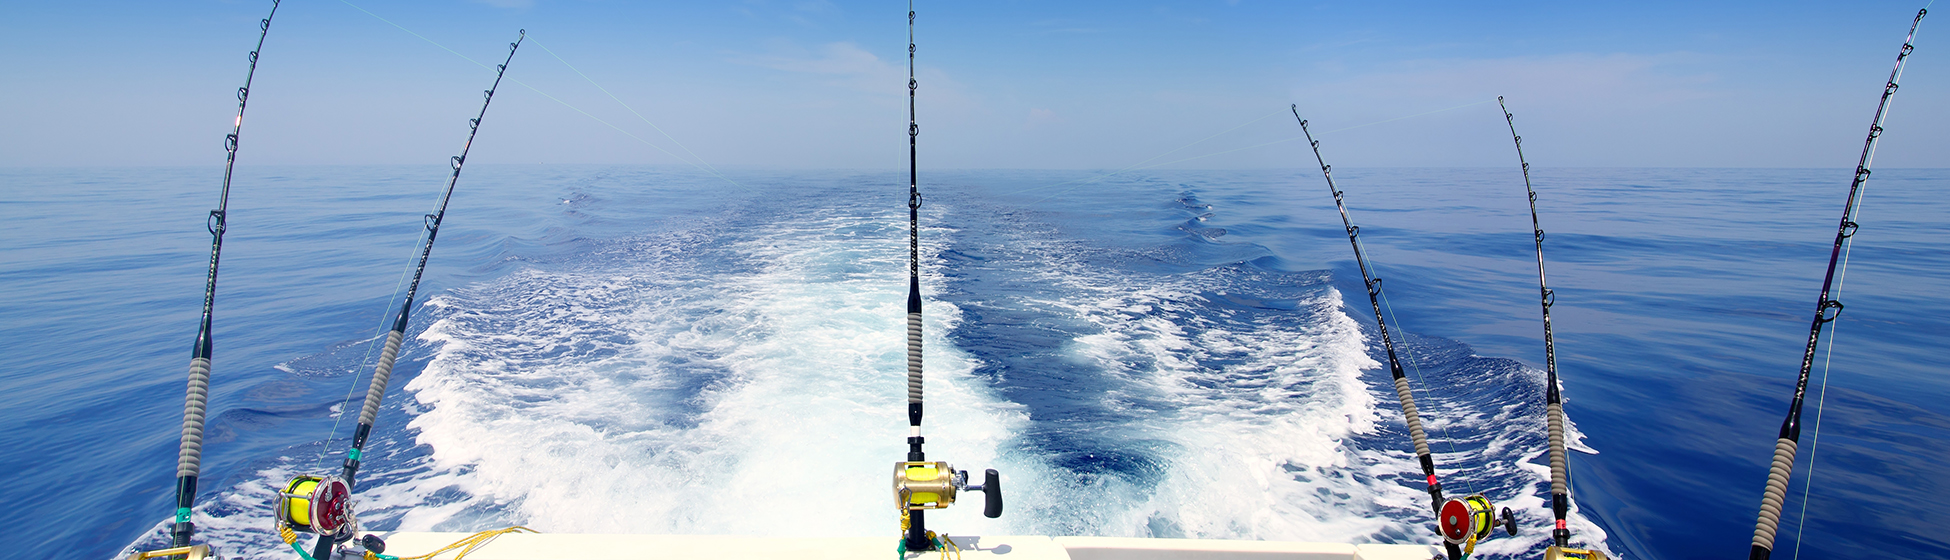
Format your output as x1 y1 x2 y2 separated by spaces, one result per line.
273 475 360 548
893 461 1003 518
1438 495 1517 551
1544 546 1609 560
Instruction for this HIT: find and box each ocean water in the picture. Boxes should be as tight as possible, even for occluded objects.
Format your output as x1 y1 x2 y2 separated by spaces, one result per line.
1 166 1944 560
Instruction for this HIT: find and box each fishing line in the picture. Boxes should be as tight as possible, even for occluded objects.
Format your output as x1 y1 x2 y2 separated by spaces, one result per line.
1360 237 1478 498
315 225 431 471
1025 99 1496 204
1792 315 1844 560
1749 9 1923 559
531 40 728 179
1292 108 1466 560
337 0 747 190
1793 97 1885 560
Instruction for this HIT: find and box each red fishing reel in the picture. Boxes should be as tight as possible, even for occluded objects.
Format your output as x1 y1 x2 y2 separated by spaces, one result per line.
1438 494 1516 546
274 475 357 540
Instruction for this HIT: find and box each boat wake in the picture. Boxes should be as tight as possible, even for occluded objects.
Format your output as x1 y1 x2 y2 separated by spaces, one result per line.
119 183 1612 559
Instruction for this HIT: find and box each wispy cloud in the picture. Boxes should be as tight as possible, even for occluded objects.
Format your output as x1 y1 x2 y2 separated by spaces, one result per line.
1028 19 1104 35
737 41 904 94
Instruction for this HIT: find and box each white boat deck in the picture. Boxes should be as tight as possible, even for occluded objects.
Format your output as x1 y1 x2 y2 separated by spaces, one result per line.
375 532 1440 560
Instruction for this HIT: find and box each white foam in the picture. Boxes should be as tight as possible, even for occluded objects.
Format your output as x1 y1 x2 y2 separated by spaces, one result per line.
124 194 1613 560
392 203 1027 537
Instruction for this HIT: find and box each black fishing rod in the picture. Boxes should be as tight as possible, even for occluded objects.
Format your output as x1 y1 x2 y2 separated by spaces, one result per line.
344 27 523 489
1749 9 1925 560
167 0 281 551
901 0 932 550
890 4 1000 552
340 29 523 491
1497 96 1574 550
1291 106 1465 560
283 30 523 560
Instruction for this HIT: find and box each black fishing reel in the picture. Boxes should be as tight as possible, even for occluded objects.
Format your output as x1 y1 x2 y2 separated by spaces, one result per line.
893 461 1003 518
1438 495 1517 551
273 475 359 547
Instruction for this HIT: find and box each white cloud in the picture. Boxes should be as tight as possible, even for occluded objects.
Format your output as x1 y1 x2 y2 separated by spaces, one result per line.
745 41 898 79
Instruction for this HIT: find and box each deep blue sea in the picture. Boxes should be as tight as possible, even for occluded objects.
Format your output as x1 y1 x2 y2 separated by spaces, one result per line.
1 166 1945 560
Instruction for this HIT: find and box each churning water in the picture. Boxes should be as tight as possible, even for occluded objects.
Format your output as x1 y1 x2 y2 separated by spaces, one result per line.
2 166 1944 560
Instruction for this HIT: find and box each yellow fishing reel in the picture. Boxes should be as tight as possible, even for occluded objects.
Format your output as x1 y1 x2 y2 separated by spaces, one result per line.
1438 494 1516 548
274 475 357 541
894 461 1002 518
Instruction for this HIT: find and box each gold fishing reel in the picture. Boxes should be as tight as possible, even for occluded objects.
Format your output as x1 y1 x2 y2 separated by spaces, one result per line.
894 461 1002 518
1438 494 1516 547
273 475 357 541
1544 546 1610 559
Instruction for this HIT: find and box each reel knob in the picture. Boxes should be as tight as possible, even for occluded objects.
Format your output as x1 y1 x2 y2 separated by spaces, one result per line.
361 534 387 555
981 469 1003 518
1501 507 1518 536
959 469 1003 518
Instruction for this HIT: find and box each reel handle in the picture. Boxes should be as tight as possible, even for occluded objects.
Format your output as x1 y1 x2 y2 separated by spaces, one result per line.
960 469 1003 518
982 469 1003 518
1502 507 1518 536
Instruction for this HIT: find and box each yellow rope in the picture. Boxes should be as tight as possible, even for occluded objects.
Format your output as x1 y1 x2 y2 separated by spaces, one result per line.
939 534 961 560
370 527 538 560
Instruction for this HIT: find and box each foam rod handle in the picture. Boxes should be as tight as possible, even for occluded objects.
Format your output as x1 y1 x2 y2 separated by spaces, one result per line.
983 469 1003 518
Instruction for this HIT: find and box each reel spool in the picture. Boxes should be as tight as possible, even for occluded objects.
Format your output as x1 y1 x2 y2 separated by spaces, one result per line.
274 475 356 540
1438 494 1517 546
893 461 1002 518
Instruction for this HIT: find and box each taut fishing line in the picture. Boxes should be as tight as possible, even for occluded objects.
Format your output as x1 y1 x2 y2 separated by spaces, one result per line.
1366 253 1479 498
1793 30 1901 557
1748 8 1925 560
336 0 746 190
316 229 428 471
531 40 728 179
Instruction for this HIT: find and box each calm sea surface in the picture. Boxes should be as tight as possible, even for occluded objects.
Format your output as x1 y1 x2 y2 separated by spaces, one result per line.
1 166 1944 560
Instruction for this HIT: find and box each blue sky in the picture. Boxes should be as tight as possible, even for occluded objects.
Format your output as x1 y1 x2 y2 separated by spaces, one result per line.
1 0 1943 168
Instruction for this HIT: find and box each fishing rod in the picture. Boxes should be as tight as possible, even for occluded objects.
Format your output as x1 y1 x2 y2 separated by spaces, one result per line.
1292 106 1514 560
270 30 524 560
1750 9 1925 560
890 3 1000 553
1497 97 1588 557
157 2 282 556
